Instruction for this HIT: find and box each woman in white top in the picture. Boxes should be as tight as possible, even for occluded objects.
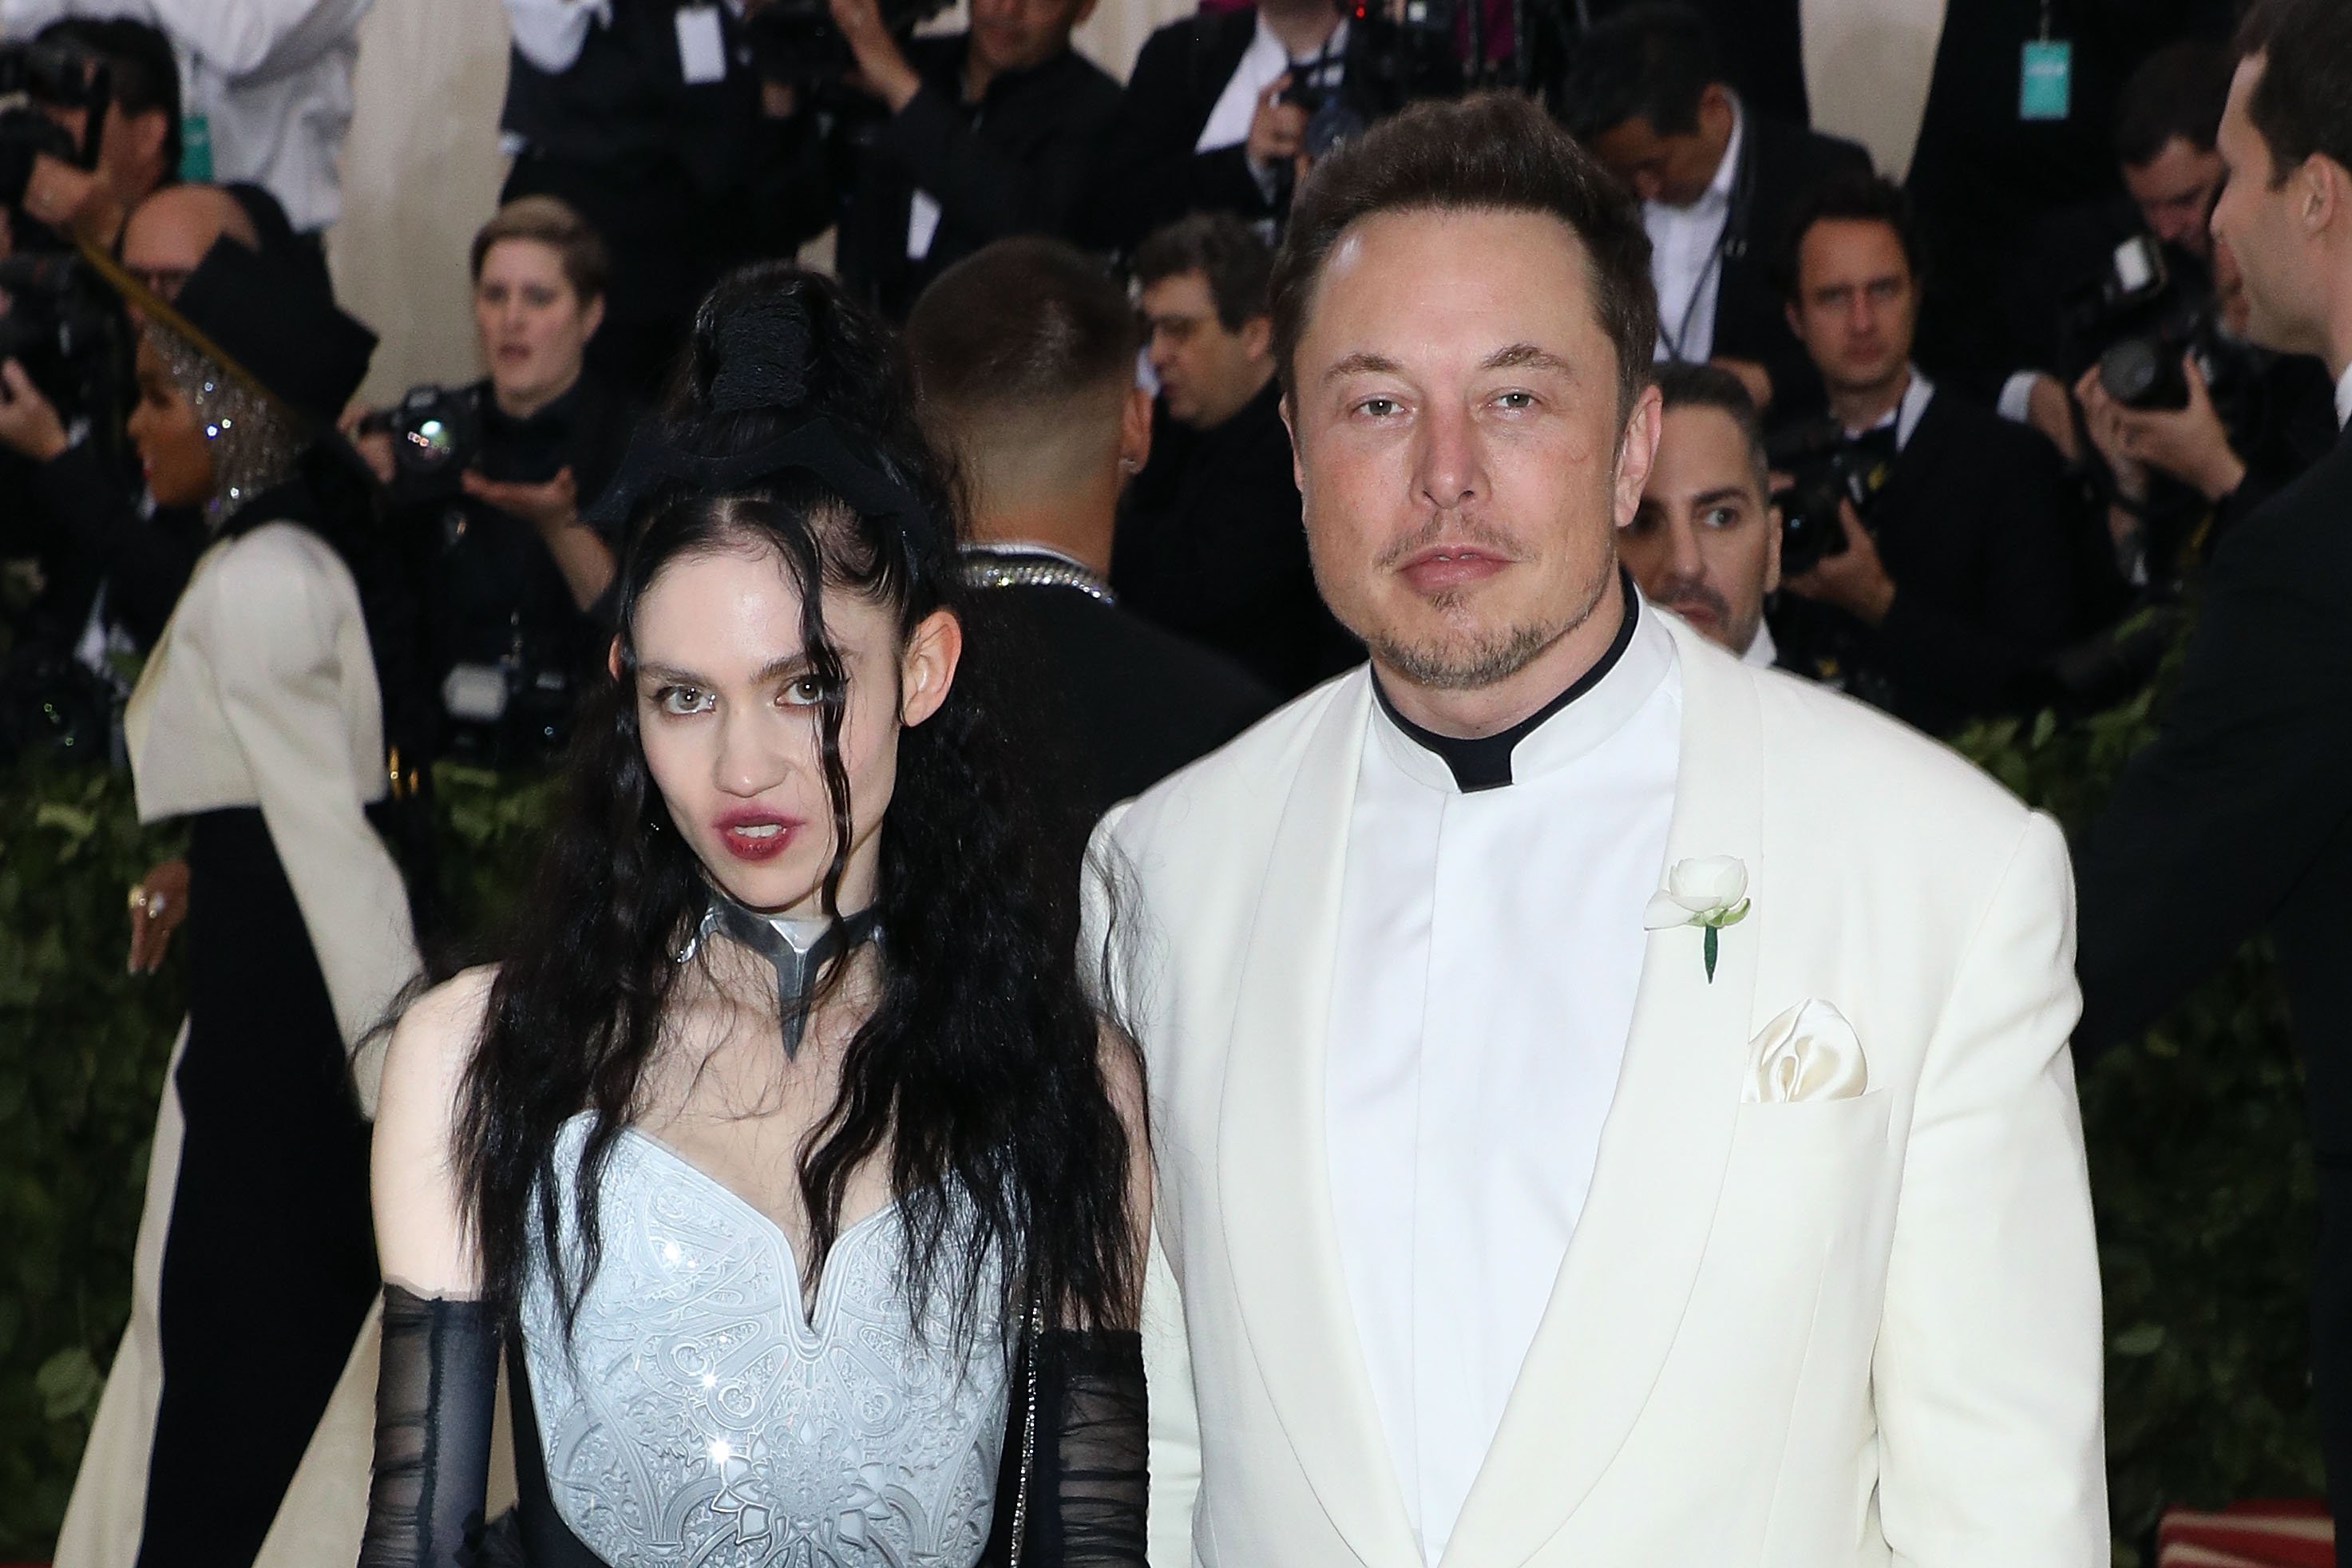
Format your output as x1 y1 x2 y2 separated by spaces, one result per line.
54 239 421 1568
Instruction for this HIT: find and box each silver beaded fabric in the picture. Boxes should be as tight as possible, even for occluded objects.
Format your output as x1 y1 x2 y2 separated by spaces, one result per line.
520 1114 1011 1566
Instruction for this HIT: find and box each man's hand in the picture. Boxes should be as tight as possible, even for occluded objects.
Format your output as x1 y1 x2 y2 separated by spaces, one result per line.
2076 357 2245 504
339 402 396 485
1247 75 1309 173
19 152 96 233
828 0 922 111
0 360 69 462
1709 356 1774 413
462 466 581 540
127 859 191 976
2022 371 2081 465
1781 499 1896 626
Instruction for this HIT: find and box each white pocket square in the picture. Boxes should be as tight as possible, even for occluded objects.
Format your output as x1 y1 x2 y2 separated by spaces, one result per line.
1745 999 1868 1104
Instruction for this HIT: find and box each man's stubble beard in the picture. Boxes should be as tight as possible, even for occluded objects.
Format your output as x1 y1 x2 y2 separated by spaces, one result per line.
1327 518 1620 693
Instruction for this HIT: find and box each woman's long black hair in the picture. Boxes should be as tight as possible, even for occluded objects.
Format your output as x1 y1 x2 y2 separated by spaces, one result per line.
453 262 1141 1343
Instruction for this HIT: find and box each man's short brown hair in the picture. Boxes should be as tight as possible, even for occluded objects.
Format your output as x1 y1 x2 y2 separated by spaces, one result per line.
1269 92 1658 422
469 196 611 305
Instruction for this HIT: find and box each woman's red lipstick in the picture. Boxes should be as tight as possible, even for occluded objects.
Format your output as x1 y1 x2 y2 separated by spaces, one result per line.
712 808 803 862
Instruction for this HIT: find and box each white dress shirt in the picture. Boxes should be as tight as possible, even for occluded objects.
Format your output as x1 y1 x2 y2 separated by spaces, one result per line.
2335 362 2352 430
1741 617 1780 668
1646 98 1744 364
1848 364 1936 451
3 0 374 232
1324 593 1682 1565
1194 9 1346 200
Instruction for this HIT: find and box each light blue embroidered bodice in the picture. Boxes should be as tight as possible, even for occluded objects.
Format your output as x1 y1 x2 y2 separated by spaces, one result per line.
519 1114 1011 1566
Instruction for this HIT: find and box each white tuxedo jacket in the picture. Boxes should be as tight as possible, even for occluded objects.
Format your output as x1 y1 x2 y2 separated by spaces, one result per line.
1097 612 2106 1568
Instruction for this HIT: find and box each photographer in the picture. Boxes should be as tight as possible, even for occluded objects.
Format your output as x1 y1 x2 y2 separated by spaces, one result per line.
1079 0 1349 255
3 18 177 253
1620 360 1783 667
354 196 639 768
5 0 374 238
1768 172 2081 736
819 0 1119 319
1113 212 1358 696
1567 1 1870 419
498 0 833 394
2073 0 2352 1524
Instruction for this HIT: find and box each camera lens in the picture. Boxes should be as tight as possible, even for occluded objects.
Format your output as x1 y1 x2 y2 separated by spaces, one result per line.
405 418 457 468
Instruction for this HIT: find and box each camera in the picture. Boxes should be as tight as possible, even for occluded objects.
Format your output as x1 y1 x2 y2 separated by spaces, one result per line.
1767 422 1886 577
0 250 133 437
0 38 109 212
364 383 483 507
2072 234 2249 414
742 0 953 90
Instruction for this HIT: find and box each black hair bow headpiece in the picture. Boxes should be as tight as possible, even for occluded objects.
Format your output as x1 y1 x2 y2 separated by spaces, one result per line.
584 414 935 554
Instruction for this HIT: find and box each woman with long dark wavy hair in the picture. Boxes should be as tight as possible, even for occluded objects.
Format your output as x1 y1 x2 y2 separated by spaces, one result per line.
358 262 1151 1567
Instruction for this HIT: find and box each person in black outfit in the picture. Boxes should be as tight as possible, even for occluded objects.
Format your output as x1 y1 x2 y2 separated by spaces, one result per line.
352 197 641 767
1114 214 1358 698
908 236 1275 818
1079 0 1352 257
1768 174 2081 735
496 0 831 394
819 0 1119 319
1565 2 1871 422
2074 0 2352 1524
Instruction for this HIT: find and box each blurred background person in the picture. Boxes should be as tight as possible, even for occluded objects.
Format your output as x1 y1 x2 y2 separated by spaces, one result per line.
909 235 1274 817
54 233 419 1568
818 0 1120 319
495 0 830 396
1113 212 1356 698
1768 172 2082 735
2073 0 2352 1524
350 196 639 770
1566 1 1870 420
2 0 376 240
1620 361 1782 667
1081 0 1349 255
4 17 177 252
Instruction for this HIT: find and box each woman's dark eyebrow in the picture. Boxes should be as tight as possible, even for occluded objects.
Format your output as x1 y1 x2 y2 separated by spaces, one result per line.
634 652 814 687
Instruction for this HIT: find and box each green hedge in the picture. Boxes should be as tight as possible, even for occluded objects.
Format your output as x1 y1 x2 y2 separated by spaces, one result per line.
0 700 2321 1560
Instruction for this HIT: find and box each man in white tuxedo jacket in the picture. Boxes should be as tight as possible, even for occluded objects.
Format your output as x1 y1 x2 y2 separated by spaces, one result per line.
1094 93 2107 1567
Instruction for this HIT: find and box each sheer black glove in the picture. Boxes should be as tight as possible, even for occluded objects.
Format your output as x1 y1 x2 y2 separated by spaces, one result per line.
1019 1328 1149 1566
357 1285 501 1568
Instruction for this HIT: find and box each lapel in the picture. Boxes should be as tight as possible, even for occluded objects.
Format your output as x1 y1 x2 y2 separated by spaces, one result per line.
1440 616 1765 1566
1218 671 1426 1568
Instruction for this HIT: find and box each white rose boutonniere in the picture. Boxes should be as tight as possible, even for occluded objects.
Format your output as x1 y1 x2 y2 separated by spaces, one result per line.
1643 856 1752 983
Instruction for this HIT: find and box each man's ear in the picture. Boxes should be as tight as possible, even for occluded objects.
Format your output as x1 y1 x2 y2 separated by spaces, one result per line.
1763 502 1784 596
1241 313 1274 365
2302 152 2348 237
901 608 964 728
1280 392 1305 493
1612 385 1665 529
1120 384 1153 475
580 292 608 345
608 635 625 683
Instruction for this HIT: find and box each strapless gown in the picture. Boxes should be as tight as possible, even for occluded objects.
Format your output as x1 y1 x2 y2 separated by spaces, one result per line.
510 1113 1013 1566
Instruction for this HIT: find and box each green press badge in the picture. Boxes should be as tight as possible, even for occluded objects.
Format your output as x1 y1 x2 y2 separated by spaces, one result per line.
2020 39 2073 121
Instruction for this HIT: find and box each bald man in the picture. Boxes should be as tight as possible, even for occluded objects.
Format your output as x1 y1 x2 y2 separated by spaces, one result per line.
120 181 263 305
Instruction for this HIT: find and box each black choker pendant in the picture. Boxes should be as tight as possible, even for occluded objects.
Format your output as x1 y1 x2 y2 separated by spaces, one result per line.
678 886 882 1059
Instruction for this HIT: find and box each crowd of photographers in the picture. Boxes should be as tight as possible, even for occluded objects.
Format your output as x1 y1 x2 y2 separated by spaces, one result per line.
0 0 2328 792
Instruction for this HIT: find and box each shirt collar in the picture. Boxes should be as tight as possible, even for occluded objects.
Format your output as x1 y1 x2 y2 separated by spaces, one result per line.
2336 362 2352 430
1705 96 1744 208
1740 617 1778 668
1253 9 1348 66
1368 572 1675 794
1846 366 1936 452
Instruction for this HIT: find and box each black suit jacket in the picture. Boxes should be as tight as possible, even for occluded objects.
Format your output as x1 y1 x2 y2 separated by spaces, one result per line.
1709 113 1873 420
2076 422 2352 1077
1770 389 2082 735
1111 381 1361 699
964 577 1278 822
837 35 1123 319
1079 7 1272 255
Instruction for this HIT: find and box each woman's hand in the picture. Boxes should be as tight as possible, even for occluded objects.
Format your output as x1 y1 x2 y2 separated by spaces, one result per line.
128 859 191 975
462 465 580 540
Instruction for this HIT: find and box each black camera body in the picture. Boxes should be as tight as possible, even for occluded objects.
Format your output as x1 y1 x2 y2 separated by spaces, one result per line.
368 383 484 507
743 0 952 90
0 251 132 435
1768 422 1885 577
0 38 109 210
2073 235 2246 414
